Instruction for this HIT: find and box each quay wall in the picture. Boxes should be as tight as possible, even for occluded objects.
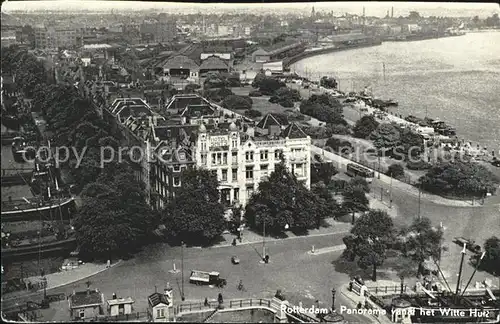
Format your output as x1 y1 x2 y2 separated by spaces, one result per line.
284 39 383 69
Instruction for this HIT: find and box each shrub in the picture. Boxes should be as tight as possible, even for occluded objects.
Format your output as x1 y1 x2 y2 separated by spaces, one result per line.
244 109 262 118
249 90 262 97
406 159 432 170
387 163 405 178
325 137 353 155
328 124 351 135
221 95 251 110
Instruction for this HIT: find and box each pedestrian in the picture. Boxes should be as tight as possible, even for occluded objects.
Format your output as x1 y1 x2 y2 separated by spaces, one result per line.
204 297 209 307
218 293 223 305
232 238 237 246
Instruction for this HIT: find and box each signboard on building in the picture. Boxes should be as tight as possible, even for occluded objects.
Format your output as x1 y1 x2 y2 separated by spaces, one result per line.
210 135 228 148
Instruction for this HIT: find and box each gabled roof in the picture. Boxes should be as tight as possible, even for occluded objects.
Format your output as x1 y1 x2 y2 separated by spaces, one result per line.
252 48 270 56
70 290 103 308
281 122 308 139
256 113 289 129
165 94 207 112
180 104 217 118
163 55 199 70
199 56 229 71
148 292 169 308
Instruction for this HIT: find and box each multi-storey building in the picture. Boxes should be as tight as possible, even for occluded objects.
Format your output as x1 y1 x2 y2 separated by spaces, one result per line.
105 93 311 211
140 20 177 43
34 26 78 49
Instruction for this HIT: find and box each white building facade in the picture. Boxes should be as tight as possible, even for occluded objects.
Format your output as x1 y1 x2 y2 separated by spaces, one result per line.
194 122 311 207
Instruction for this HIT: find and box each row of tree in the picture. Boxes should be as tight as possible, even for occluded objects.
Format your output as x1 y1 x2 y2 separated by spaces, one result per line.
1 46 48 98
252 73 302 108
299 93 347 125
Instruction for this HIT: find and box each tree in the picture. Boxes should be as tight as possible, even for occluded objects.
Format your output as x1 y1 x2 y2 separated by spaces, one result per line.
342 210 394 281
347 176 370 193
311 162 338 185
353 115 379 139
395 128 424 160
184 83 201 93
320 76 338 89
342 187 369 224
162 168 226 245
204 72 229 89
245 162 329 235
325 137 353 155
74 167 155 260
387 163 405 179
258 77 286 95
477 236 500 275
400 217 443 277
269 87 301 108
251 72 266 89
370 123 401 154
244 109 262 118
222 95 252 110
299 94 346 125
419 161 499 198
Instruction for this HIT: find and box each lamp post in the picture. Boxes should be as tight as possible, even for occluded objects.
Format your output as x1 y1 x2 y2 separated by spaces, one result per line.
331 288 336 311
262 219 266 260
377 153 381 179
181 241 185 301
389 172 393 208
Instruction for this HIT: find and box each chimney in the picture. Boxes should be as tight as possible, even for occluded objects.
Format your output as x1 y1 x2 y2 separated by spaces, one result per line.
391 7 394 18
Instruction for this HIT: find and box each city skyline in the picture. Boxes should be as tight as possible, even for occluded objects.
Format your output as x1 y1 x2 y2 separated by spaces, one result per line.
2 1 499 18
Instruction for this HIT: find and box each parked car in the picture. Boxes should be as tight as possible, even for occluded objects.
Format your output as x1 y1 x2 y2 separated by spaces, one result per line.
189 270 227 288
231 256 240 264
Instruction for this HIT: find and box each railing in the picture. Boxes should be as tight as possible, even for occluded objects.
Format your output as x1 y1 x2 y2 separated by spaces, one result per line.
228 298 272 309
72 311 149 322
366 284 407 295
176 298 277 315
255 140 286 147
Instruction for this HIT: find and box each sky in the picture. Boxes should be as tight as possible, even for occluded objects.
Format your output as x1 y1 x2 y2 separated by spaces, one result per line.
2 1 499 17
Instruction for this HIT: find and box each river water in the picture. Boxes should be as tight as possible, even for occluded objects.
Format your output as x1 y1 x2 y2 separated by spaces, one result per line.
291 31 500 153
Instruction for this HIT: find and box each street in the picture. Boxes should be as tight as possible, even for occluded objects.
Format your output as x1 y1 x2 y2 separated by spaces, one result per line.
1 232 372 323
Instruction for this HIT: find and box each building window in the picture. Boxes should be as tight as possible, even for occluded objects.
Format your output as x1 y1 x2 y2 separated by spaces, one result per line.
223 153 228 165
79 310 85 319
216 153 222 165
247 185 254 197
245 151 254 162
201 154 207 165
173 177 180 187
245 166 253 180
221 169 228 181
157 308 165 318
173 165 180 172
232 168 238 181
232 152 238 164
211 153 216 165
201 142 207 151
261 164 269 176
274 150 283 160
295 163 303 177
232 139 237 147
211 170 218 179
260 150 268 161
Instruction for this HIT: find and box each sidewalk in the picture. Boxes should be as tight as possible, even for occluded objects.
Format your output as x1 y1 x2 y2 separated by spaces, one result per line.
312 145 489 208
215 219 352 249
2 260 122 301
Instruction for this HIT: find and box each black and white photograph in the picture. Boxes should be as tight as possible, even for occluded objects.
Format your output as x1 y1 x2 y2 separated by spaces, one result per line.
1 1 500 323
